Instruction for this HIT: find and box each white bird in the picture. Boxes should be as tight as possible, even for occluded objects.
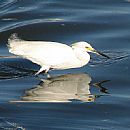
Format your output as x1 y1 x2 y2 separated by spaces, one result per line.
8 34 109 75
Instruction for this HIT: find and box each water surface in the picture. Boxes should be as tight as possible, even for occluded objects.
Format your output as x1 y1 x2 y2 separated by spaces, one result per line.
0 0 130 129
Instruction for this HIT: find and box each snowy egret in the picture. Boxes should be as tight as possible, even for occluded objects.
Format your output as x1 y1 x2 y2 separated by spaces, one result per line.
8 34 109 75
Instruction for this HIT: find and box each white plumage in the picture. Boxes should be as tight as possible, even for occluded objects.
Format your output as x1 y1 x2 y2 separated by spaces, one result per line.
8 34 109 75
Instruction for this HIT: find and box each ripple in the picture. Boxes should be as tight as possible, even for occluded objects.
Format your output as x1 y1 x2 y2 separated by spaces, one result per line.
89 50 130 67
0 56 38 80
0 0 130 130
0 118 25 130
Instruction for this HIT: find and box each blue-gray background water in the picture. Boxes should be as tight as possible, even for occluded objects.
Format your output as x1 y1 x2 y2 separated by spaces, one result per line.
0 0 130 129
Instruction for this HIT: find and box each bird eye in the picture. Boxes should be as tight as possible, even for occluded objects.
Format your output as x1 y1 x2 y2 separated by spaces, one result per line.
85 47 89 49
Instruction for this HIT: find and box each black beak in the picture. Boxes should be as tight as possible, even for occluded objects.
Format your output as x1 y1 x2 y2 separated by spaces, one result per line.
94 50 110 59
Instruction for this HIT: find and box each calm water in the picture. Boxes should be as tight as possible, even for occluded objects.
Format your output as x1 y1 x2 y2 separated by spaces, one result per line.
0 0 130 129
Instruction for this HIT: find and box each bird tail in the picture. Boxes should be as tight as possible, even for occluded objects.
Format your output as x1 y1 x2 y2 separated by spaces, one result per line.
7 33 22 54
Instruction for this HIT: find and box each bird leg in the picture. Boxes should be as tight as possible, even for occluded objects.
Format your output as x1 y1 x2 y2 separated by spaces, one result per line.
35 67 50 75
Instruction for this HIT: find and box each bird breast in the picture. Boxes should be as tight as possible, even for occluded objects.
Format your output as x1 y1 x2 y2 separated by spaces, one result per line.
73 49 90 67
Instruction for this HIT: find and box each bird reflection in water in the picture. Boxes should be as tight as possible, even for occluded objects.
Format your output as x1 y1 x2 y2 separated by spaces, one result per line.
21 73 109 103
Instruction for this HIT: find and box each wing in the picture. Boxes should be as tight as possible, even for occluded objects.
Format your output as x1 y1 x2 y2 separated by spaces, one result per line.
8 40 77 66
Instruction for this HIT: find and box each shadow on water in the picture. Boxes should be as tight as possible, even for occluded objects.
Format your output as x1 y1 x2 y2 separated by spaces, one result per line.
15 73 109 103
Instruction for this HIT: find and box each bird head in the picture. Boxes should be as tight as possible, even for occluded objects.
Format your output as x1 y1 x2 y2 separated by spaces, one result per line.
71 41 110 59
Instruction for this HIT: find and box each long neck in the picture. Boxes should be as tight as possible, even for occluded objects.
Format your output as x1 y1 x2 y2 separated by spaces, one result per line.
73 48 90 66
